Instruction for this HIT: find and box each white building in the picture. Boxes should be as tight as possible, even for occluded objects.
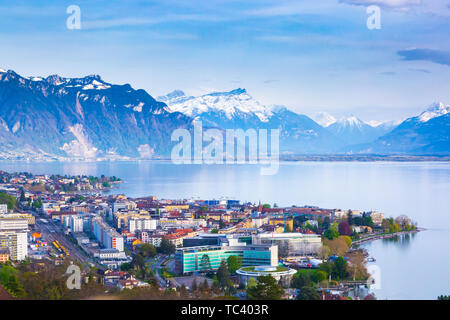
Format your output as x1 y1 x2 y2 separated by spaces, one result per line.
252 233 322 256
0 204 7 214
0 229 28 261
129 218 157 233
0 218 28 231
70 215 84 233
92 217 124 252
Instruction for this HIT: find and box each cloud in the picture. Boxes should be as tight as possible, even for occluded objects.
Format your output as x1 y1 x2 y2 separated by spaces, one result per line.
340 0 450 16
408 68 431 73
379 71 396 75
398 48 450 66
340 0 421 9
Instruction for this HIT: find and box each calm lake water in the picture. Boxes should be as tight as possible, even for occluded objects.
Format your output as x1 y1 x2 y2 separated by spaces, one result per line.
1 160 449 299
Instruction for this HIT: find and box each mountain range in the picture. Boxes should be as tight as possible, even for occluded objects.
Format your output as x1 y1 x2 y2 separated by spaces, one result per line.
0 68 449 159
0 69 192 159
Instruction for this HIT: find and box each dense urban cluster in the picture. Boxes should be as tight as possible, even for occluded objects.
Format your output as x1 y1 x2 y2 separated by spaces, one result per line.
0 170 419 300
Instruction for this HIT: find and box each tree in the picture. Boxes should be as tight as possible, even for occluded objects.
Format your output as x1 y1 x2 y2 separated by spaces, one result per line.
200 254 212 272
262 204 271 209
332 256 348 280
395 215 412 230
247 277 257 289
296 286 321 300
323 237 349 256
139 243 157 258
291 271 312 289
179 284 188 298
131 254 145 270
324 228 339 240
191 277 198 292
317 245 331 261
19 189 26 202
339 235 352 248
347 250 367 281
0 264 25 298
158 238 176 255
247 275 284 300
216 260 230 289
338 221 352 236
227 255 242 274
0 192 17 210
324 222 339 240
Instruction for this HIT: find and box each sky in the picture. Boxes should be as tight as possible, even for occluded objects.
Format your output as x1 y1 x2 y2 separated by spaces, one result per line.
0 0 449 122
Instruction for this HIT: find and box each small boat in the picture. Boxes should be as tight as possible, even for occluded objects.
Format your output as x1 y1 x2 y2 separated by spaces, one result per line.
367 257 376 262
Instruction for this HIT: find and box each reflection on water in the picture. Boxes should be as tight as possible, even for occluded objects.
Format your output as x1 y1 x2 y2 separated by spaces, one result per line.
1 160 449 299
381 233 415 248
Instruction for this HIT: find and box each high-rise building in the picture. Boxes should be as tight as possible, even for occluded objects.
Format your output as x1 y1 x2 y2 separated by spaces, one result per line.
0 218 28 261
70 215 84 233
92 217 124 252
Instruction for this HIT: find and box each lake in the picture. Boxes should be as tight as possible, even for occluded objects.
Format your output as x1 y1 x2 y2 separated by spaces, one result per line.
1 160 449 299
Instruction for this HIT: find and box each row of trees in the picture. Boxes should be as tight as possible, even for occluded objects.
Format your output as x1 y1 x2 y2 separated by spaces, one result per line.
382 215 416 233
0 259 104 300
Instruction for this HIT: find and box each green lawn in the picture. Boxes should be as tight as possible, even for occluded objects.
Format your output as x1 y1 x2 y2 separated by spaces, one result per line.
240 266 289 272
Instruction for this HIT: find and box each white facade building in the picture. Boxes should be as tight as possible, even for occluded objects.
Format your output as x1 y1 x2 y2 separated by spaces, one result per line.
129 218 157 233
0 204 7 214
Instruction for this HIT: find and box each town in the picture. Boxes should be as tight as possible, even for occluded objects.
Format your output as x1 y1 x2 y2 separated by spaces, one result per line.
0 170 419 300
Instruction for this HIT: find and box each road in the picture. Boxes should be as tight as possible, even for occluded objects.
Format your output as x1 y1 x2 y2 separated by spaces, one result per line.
150 255 168 288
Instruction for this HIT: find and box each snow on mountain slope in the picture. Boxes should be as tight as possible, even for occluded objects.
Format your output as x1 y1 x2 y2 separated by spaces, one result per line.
327 115 395 145
418 102 450 122
160 88 273 122
310 112 336 127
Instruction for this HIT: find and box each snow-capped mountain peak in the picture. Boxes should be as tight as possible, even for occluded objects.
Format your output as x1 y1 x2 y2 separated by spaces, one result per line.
310 112 336 127
335 115 365 128
162 88 273 122
418 102 450 122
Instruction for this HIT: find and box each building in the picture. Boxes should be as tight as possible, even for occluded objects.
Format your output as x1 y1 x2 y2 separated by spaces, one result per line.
129 218 157 233
236 265 296 287
0 231 27 261
252 233 322 257
92 218 124 252
0 218 28 231
175 243 278 274
0 249 9 262
0 204 7 214
69 215 84 233
369 211 384 226
269 218 294 231
0 218 28 261
0 213 35 225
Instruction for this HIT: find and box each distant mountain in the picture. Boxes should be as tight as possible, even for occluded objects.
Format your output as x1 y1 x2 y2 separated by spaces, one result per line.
160 89 342 153
326 115 396 146
0 69 193 159
310 112 336 127
160 88 273 128
350 102 450 154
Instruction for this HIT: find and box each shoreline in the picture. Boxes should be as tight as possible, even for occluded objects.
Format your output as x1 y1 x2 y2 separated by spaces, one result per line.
352 227 425 247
